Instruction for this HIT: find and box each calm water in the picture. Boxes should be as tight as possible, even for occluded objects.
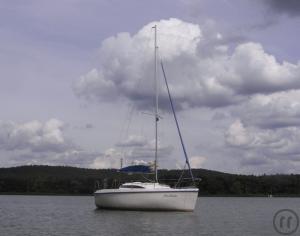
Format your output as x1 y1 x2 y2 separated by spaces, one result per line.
0 195 299 236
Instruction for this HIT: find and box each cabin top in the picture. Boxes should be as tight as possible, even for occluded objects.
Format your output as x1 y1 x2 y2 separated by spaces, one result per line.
119 182 170 189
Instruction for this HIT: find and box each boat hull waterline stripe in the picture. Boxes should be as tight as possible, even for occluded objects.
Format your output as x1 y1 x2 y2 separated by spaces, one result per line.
95 190 198 195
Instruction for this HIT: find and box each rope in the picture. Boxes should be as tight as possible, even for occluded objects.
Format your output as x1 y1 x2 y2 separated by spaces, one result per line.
161 61 195 185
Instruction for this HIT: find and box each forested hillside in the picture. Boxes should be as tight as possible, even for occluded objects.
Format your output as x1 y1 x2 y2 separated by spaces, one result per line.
0 165 300 196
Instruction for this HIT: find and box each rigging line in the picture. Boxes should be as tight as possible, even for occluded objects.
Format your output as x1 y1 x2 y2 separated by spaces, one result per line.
118 102 132 143
156 44 165 149
175 162 187 188
160 61 195 184
117 30 149 164
120 27 154 165
140 174 155 183
119 103 135 162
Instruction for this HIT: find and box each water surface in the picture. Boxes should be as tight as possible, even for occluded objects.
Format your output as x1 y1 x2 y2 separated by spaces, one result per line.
0 195 299 235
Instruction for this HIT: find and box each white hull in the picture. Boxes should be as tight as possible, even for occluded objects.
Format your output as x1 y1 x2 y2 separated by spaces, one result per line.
94 188 198 211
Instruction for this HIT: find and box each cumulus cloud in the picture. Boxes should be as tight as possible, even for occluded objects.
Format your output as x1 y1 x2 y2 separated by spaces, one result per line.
74 18 209 110
118 135 173 161
92 134 174 169
0 119 174 169
91 147 155 169
0 119 109 168
190 156 206 168
225 119 287 150
225 119 300 171
71 17 300 173
224 43 300 94
0 119 73 153
74 18 300 111
116 135 147 147
223 90 300 172
91 145 160 169
232 91 300 129
91 148 122 169
225 120 252 147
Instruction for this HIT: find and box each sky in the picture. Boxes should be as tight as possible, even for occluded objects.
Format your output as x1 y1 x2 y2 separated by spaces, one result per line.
0 0 300 174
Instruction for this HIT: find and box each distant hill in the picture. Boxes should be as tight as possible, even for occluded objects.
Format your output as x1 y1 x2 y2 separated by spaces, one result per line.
0 165 300 196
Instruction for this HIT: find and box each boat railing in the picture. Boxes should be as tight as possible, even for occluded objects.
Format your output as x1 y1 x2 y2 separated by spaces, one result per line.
94 178 124 190
94 177 201 190
157 177 201 188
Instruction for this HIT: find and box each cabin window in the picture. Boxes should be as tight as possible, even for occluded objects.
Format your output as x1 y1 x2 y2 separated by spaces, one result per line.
121 185 144 188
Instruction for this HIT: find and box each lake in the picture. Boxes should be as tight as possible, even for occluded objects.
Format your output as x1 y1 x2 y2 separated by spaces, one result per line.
0 195 299 235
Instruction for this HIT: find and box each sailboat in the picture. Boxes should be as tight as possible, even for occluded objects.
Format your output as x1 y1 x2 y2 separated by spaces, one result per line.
94 26 199 211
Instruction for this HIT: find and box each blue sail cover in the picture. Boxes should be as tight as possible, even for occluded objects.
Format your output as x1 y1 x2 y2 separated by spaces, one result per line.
120 165 152 173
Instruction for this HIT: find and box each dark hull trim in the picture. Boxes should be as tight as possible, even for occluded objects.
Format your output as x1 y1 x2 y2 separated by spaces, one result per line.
95 206 194 212
94 190 198 195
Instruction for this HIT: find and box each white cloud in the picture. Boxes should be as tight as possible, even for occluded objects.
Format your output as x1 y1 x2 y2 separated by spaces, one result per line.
73 18 236 110
118 136 173 162
225 120 252 147
225 119 289 151
90 143 165 169
225 42 300 94
89 134 175 169
190 155 206 168
0 119 71 153
91 148 121 169
74 18 300 111
116 135 147 147
232 90 300 129
70 17 300 174
0 119 105 168
224 118 300 172
0 119 174 169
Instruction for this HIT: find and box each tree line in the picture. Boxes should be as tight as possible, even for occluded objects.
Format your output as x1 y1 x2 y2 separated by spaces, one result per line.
0 165 300 196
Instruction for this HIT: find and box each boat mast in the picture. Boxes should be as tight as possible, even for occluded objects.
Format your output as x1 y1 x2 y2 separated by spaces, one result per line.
153 25 158 183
